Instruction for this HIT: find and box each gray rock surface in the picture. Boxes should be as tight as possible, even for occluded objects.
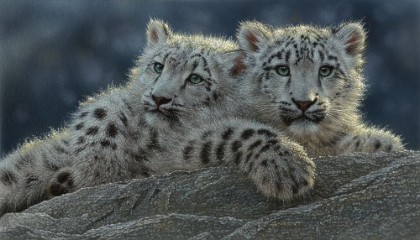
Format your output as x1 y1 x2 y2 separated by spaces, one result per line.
1 151 419 239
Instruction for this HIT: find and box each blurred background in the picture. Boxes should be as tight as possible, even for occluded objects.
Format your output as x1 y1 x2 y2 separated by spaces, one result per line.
0 0 419 156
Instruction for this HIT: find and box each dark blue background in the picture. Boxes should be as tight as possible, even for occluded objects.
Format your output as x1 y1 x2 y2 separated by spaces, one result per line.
0 0 419 155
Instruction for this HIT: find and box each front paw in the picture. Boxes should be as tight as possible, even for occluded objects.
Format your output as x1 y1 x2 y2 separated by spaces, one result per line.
346 129 404 153
245 138 315 200
48 168 75 197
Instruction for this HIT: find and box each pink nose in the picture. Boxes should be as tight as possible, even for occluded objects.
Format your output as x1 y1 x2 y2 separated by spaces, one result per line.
152 95 172 107
292 98 317 112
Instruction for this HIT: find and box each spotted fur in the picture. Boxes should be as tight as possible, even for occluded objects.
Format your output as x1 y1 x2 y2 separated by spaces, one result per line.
158 119 315 200
237 21 404 157
0 131 73 216
0 20 315 217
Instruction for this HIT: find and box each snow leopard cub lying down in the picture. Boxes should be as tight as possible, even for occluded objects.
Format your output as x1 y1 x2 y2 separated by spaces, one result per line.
237 21 404 157
0 20 315 217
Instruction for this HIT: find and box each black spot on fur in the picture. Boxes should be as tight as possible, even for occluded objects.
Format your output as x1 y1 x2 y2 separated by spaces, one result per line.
79 112 88 118
248 162 254 171
355 140 361 149
192 60 199 70
328 55 338 61
107 123 118 138
50 183 70 196
204 68 212 77
100 140 111 148
255 144 271 159
1 170 18 185
386 144 393 152
200 142 212 165
183 141 194 162
276 181 283 192
285 51 291 62
94 108 107 119
75 123 84 130
374 140 381 150
292 185 299 194
246 152 253 163
222 128 234 141
216 142 226 162
147 130 160 150
267 139 278 146
318 51 325 61
203 96 211 106
259 145 271 154
257 129 276 139
212 92 219 101
86 126 99 135
50 172 74 196
118 112 128 127
241 129 255 140
248 140 263 152
77 136 85 144
57 172 71 184
261 159 268 167
234 152 242 165
231 141 242 152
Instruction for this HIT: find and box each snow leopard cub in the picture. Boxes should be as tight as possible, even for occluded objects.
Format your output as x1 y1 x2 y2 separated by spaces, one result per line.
237 21 403 157
0 20 314 217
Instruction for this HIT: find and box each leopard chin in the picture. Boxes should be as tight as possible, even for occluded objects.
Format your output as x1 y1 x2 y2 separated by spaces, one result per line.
145 110 178 129
285 117 323 135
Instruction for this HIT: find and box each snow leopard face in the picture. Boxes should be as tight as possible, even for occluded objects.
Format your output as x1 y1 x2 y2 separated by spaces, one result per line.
137 20 243 129
238 22 366 138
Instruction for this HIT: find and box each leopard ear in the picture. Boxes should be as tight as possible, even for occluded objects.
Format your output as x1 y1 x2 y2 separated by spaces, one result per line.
146 19 172 48
220 50 247 76
229 50 246 76
237 21 272 52
332 22 366 56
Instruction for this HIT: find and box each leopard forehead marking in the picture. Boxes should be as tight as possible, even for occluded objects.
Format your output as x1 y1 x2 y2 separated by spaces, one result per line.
260 27 339 69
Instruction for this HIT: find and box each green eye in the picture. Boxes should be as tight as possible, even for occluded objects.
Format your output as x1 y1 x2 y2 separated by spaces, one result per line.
188 74 203 84
319 66 333 77
153 63 164 73
276 66 290 76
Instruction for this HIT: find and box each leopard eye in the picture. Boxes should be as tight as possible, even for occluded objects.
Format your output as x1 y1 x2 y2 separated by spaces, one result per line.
319 66 333 77
275 65 290 76
188 74 203 84
153 63 164 73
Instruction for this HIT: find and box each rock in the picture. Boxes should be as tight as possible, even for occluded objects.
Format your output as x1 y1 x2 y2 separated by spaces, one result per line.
1 151 419 239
